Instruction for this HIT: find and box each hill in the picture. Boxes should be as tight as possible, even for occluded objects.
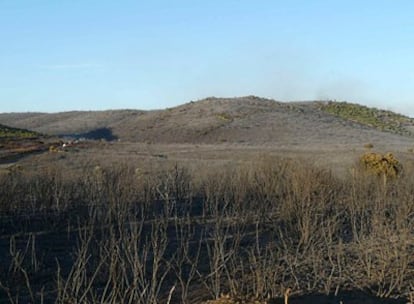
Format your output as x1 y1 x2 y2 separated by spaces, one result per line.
1 97 414 148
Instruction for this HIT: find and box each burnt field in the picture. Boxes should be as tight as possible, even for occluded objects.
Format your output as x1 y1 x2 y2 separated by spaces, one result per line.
2 98 414 303
1 157 414 303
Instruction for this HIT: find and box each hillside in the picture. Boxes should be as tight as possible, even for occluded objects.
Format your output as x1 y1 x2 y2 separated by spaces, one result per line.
110 97 414 146
1 97 414 147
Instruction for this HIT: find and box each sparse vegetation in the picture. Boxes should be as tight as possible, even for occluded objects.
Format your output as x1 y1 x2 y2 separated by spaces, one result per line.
0 156 413 303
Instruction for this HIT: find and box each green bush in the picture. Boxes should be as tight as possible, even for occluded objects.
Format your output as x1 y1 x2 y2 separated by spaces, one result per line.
320 101 414 136
0 124 39 138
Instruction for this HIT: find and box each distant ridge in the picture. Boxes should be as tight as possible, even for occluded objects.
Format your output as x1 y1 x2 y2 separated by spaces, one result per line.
0 97 413 146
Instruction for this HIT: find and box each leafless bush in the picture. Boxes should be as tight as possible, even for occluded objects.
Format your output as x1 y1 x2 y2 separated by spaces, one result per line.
1 156 414 303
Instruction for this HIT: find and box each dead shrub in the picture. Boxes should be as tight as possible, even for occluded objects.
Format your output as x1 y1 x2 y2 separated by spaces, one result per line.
2 156 414 303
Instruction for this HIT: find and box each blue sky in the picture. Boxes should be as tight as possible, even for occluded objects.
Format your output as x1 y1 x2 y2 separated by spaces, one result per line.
1 1 414 115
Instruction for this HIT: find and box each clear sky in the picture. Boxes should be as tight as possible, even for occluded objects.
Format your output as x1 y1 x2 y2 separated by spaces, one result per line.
1 1 414 115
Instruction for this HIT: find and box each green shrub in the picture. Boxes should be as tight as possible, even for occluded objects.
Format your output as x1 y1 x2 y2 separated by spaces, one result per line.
320 101 414 136
0 124 39 138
